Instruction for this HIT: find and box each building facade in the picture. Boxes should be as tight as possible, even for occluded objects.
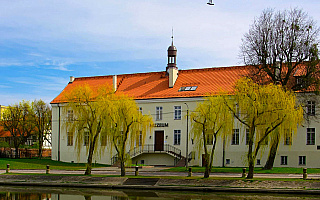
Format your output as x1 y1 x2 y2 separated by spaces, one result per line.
51 42 320 168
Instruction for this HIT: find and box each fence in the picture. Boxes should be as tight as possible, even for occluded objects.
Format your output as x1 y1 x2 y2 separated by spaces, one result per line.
0 147 51 158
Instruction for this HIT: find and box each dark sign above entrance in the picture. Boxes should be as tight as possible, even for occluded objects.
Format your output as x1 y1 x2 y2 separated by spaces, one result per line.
154 123 168 127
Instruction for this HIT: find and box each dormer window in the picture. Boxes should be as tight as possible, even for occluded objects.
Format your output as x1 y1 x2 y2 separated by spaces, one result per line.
179 86 198 91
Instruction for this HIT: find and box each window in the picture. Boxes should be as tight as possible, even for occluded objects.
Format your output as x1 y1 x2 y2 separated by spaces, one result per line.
256 159 261 165
67 110 73 122
139 107 143 114
307 101 315 115
284 129 292 145
156 107 163 121
299 156 306 165
206 134 213 145
174 106 181 120
226 159 230 164
174 130 181 145
101 134 107 146
245 129 250 145
307 128 315 145
67 132 73 146
281 156 288 165
168 56 175 64
235 103 240 118
84 131 89 146
138 131 143 146
231 129 239 145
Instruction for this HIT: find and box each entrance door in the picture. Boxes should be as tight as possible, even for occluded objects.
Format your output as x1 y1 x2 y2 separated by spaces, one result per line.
154 131 164 151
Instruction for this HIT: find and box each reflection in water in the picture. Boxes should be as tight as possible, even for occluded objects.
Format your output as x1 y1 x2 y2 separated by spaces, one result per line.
0 192 51 200
0 186 318 200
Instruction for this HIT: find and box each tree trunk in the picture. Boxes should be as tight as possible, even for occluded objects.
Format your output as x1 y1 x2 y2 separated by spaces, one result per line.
120 160 126 177
247 133 254 179
15 146 19 159
84 144 94 175
204 165 210 178
247 162 254 179
263 134 280 170
38 135 43 159
203 153 210 178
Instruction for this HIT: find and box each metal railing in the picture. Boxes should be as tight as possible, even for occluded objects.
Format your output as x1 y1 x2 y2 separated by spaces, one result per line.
111 144 182 165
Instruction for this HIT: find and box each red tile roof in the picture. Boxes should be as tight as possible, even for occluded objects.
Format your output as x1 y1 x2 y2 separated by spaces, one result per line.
51 65 250 104
0 126 10 138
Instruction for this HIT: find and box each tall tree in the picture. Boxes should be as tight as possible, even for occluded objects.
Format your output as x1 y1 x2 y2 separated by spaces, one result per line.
33 100 52 159
1 101 36 158
240 8 319 169
64 84 113 175
191 95 233 178
225 78 303 179
108 94 153 177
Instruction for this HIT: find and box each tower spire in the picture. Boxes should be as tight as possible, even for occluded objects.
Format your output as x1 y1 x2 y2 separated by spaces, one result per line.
166 31 178 87
171 27 174 46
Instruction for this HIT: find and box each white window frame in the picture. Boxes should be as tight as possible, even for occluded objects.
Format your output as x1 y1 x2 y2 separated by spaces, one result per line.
307 101 315 115
174 130 181 145
245 129 249 145
67 110 74 122
101 134 107 146
231 129 240 145
299 156 306 165
284 129 292 145
281 156 288 165
156 106 163 121
307 128 315 145
67 132 73 146
84 131 89 146
174 106 181 120
206 134 213 145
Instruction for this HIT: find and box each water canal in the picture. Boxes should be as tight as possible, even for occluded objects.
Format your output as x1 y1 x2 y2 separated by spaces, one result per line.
0 186 319 200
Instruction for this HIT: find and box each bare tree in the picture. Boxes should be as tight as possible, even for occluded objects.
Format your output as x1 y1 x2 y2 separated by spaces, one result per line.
241 8 319 89
240 8 320 170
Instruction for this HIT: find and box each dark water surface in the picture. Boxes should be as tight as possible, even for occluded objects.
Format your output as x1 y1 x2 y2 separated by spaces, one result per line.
0 186 319 200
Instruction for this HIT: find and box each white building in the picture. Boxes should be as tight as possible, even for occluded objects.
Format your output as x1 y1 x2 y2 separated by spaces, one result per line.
51 42 320 168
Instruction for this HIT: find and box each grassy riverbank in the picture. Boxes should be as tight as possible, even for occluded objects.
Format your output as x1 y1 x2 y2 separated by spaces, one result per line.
0 158 109 170
164 167 320 174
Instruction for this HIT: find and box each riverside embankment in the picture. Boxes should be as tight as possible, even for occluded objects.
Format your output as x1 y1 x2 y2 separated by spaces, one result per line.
1 168 320 195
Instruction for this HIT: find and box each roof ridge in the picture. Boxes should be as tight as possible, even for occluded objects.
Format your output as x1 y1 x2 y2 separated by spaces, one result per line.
72 71 166 81
179 65 247 73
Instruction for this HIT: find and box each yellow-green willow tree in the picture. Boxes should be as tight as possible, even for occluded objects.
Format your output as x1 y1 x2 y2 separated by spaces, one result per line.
107 94 153 177
225 78 303 179
64 84 113 175
191 95 233 178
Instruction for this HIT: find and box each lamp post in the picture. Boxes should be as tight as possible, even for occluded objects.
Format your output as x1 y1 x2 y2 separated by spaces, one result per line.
184 103 189 169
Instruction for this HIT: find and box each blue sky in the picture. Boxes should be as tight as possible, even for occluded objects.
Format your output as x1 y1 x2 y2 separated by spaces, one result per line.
0 0 319 106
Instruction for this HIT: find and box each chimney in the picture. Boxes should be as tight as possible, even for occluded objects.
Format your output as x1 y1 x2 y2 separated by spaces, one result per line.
113 75 117 92
168 67 178 88
69 76 75 83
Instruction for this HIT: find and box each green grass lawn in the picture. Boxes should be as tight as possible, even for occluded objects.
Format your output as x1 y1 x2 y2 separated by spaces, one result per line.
164 167 320 174
0 158 109 170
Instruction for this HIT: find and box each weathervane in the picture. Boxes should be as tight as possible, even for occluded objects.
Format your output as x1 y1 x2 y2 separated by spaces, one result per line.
207 0 214 5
